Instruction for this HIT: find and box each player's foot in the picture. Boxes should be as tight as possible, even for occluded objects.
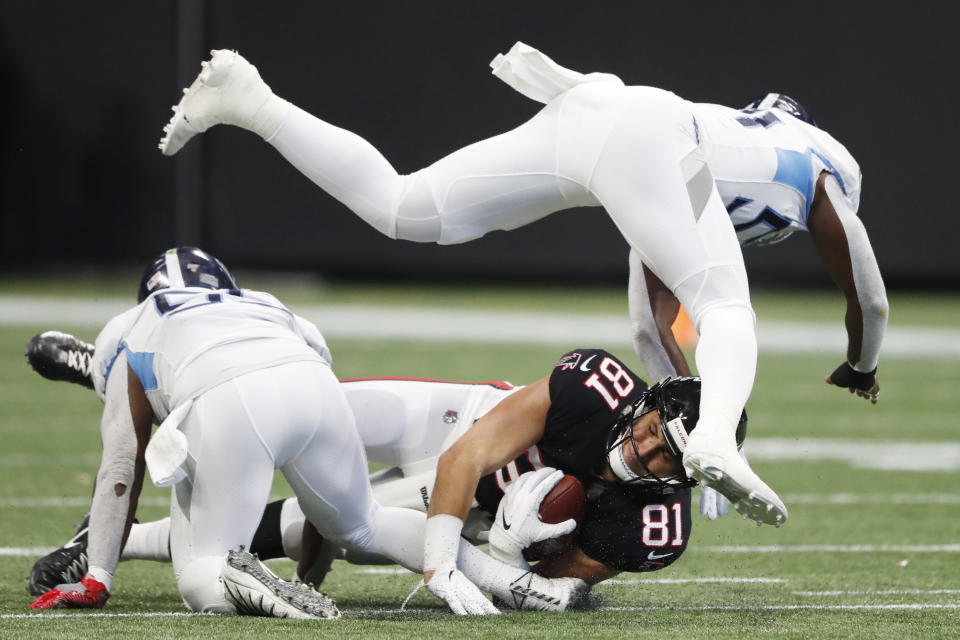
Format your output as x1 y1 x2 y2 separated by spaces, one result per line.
25 331 95 389
27 513 90 596
683 433 787 527
502 573 591 612
221 546 340 620
159 49 280 156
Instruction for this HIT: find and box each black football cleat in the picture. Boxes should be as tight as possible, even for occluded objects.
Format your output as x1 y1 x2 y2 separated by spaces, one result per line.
25 331 95 389
27 513 90 596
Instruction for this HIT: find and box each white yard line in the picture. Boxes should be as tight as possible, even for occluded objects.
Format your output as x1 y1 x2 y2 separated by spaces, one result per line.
593 604 960 611
779 493 960 505
1 612 211 619
744 440 960 472
604 577 785 585
701 545 960 553
793 589 960 596
3 295 959 358
1 547 54 556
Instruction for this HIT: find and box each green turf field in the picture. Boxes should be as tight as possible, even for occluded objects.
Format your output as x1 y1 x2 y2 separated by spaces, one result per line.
1 284 958 639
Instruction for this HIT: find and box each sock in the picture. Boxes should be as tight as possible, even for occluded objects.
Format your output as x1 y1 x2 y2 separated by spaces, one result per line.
121 518 171 562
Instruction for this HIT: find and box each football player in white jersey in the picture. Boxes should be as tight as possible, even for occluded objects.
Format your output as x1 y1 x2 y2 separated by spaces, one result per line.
625 92 889 520
629 93 887 406
26 249 586 617
158 44 791 566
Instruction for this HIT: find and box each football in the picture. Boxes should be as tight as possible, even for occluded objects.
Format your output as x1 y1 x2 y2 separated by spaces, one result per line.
522 474 586 561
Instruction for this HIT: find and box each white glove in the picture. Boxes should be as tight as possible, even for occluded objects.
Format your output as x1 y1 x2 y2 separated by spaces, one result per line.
698 485 728 520
488 468 577 568
424 514 499 616
426 565 500 615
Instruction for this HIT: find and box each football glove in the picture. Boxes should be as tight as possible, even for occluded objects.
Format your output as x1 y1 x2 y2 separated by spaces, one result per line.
698 485 728 520
426 565 500 615
826 361 879 404
488 467 576 569
29 574 109 609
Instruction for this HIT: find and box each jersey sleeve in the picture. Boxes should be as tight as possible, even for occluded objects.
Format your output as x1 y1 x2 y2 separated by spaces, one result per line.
547 348 646 425
541 349 648 477
92 305 142 402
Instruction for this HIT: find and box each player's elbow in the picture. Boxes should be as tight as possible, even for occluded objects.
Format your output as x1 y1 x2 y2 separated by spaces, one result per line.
437 443 484 483
95 456 136 495
631 321 665 357
862 292 889 320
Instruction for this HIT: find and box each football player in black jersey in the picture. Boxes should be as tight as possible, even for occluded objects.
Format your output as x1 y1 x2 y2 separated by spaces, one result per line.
424 347 744 597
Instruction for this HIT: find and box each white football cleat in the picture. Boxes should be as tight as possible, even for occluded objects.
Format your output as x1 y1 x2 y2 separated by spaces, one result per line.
221 547 340 620
683 432 787 527
159 49 280 156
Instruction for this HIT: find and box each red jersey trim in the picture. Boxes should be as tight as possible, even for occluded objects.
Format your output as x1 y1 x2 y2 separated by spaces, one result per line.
339 376 514 390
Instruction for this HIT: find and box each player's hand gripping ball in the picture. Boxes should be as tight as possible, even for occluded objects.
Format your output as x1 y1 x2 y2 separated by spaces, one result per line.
523 473 585 561
489 468 584 568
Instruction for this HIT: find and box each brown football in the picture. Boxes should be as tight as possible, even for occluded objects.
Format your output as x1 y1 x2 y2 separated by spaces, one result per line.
522 474 586 561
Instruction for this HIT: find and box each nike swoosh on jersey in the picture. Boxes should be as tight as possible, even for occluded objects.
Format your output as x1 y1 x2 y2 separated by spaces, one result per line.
579 355 596 372
647 551 673 560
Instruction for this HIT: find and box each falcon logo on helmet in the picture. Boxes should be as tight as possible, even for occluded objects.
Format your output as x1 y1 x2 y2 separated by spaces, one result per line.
136 247 238 303
604 377 748 494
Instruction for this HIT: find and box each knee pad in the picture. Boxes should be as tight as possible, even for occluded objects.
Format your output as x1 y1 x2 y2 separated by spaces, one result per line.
177 555 234 614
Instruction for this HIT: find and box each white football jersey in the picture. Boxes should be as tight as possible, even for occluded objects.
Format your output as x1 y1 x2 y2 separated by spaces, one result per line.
92 288 331 420
692 103 862 246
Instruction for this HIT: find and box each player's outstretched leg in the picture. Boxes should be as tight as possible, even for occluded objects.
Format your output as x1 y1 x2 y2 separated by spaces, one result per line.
159 50 289 156
221 546 340 620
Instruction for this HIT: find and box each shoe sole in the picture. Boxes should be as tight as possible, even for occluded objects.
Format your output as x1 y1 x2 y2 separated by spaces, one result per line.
686 458 787 527
222 548 340 620
159 72 206 156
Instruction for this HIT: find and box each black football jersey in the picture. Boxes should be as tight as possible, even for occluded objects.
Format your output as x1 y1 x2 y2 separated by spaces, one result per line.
474 348 691 572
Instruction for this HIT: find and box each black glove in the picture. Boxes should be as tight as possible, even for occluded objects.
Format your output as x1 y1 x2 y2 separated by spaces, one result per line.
827 361 876 391
826 362 879 404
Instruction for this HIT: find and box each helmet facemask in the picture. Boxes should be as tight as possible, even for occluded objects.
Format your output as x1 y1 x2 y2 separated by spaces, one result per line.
604 392 695 495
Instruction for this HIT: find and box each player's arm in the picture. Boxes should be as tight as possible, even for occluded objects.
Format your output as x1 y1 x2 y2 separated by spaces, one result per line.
429 375 552 524
30 351 153 609
808 171 888 403
627 249 692 379
532 546 620 585
423 376 551 612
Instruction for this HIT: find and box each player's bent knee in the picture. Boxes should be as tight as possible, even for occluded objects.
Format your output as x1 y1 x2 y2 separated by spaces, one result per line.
177 555 235 614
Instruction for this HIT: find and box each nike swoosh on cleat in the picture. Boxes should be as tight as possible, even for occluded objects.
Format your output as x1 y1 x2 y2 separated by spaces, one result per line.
579 355 596 372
